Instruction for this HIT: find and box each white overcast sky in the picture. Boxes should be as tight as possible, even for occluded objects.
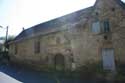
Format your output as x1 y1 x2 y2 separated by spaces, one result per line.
0 0 125 37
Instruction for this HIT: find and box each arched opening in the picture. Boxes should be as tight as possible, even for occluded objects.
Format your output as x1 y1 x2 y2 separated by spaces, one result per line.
54 54 65 71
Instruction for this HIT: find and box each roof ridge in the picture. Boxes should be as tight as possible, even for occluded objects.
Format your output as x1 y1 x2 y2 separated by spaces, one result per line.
26 6 93 31
14 6 94 41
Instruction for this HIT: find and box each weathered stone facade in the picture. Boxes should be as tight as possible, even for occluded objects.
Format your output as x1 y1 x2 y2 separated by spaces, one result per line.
9 0 125 71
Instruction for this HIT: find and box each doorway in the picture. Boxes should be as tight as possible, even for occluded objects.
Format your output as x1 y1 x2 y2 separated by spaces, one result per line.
102 48 115 71
55 54 65 71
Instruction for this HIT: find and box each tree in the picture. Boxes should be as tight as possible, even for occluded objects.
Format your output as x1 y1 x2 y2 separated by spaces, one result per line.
0 36 15 50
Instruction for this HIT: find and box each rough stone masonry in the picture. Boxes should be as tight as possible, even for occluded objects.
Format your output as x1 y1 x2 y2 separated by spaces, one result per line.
8 0 125 71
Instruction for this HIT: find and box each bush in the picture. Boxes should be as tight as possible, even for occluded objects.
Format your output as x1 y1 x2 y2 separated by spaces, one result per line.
114 63 125 82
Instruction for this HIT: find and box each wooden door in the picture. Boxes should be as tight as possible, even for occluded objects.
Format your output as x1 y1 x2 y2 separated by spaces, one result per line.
102 48 115 71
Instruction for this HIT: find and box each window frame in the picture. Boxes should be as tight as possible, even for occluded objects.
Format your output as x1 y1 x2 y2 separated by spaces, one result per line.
103 20 110 33
91 21 101 34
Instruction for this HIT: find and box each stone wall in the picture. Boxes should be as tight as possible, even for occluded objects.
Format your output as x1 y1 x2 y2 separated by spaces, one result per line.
9 29 73 70
8 0 125 70
67 0 125 68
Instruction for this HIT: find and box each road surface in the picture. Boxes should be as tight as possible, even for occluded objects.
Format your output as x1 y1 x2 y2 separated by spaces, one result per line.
0 64 93 83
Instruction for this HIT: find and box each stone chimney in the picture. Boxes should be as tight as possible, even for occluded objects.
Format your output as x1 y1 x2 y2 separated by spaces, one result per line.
22 27 25 31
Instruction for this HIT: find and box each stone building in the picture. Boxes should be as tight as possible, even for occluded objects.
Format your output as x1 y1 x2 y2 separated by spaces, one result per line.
8 0 125 71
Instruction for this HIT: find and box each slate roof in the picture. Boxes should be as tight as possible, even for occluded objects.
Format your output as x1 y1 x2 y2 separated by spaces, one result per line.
14 7 93 41
14 0 125 42
116 0 125 9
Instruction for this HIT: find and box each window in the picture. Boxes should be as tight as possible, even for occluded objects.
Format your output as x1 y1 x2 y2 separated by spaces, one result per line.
103 20 110 32
95 12 99 16
15 45 18 54
104 35 108 40
34 40 40 54
92 21 101 33
56 37 61 44
111 8 115 12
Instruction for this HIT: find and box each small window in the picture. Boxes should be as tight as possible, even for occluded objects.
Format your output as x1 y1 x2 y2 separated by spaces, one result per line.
111 8 115 12
34 40 40 54
95 12 99 16
15 44 18 54
104 35 108 40
92 21 101 33
103 20 110 32
56 37 61 44
70 54 74 62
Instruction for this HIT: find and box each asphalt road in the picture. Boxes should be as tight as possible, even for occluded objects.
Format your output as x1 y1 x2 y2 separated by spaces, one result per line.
0 64 93 83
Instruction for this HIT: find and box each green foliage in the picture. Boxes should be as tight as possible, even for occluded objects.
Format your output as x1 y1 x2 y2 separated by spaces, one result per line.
75 62 106 79
115 73 125 81
74 62 125 82
0 35 15 41
115 63 125 81
0 37 5 40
